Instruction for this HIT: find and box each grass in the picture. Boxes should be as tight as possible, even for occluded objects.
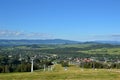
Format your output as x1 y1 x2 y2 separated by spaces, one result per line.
0 64 120 80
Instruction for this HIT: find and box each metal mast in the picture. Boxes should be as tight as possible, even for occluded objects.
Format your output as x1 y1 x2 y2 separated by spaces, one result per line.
31 57 34 72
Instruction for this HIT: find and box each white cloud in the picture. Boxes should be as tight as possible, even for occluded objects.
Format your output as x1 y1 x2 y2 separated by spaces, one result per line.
75 34 120 41
26 32 53 39
111 35 120 37
91 34 120 41
0 30 24 36
1 30 120 41
0 30 53 39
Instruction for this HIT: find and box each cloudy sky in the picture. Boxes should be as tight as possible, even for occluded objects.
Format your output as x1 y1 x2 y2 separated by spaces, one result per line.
0 0 120 41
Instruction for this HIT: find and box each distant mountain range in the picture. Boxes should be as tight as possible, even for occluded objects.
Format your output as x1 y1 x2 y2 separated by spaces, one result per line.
94 41 120 45
0 39 120 46
0 39 79 46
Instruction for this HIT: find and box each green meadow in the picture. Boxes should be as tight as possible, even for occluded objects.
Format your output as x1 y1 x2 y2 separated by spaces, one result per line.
0 64 120 80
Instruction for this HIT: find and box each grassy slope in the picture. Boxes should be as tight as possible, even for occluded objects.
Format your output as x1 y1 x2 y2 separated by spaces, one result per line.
0 64 120 80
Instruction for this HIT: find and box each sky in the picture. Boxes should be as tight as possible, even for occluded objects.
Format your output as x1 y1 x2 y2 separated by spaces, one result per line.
0 0 120 41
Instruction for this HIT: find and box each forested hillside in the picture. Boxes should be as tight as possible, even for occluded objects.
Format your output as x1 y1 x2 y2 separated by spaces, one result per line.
0 43 120 73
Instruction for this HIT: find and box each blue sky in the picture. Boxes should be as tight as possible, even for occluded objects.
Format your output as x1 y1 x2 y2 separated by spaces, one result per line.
0 0 120 41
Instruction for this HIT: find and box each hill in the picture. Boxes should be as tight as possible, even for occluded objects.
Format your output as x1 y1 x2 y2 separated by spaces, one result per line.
0 64 120 80
1 39 120 46
95 41 120 45
0 39 79 46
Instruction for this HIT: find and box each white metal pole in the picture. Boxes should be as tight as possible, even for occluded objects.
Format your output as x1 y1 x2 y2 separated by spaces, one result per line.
44 64 46 71
31 59 33 72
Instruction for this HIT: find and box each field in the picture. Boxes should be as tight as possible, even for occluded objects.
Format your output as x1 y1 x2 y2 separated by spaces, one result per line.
0 64 120 80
